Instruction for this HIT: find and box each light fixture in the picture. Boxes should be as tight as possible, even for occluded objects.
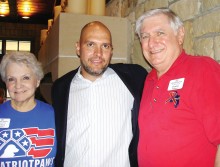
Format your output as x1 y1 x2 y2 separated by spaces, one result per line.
0 0 9 17
22 16 30 19
17 0 32 19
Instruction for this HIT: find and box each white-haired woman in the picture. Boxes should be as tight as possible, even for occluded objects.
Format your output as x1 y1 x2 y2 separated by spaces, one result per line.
0 51 56 166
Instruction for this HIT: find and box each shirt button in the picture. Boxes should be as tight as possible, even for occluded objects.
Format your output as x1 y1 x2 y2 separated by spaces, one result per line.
153 98 157 102
156 86 159 89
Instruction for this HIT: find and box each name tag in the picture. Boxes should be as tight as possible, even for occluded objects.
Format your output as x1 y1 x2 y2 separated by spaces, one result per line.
168 78 185 91
0 118 10 128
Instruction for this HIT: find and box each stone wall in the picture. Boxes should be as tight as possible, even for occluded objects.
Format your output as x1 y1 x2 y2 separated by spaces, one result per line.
106 0 220 71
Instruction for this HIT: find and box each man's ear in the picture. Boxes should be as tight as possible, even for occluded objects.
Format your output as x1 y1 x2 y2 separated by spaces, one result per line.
177 26 185 45
76 41 80 57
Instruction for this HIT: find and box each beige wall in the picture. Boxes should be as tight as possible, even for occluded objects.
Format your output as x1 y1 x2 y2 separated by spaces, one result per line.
106 0 220 71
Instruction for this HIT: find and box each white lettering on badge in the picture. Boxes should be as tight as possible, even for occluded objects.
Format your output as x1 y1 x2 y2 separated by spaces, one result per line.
168 78 185 91
0 118 10 128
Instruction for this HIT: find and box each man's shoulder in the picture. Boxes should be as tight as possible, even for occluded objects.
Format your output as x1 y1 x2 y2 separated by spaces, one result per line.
109 63 147 80
52 68 78 88
110 63 146 71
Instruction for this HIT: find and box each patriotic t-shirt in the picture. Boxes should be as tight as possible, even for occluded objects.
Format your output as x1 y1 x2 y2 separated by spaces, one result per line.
0 100 56 167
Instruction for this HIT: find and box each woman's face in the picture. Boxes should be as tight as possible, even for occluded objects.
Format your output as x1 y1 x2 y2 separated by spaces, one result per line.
5 62 40 105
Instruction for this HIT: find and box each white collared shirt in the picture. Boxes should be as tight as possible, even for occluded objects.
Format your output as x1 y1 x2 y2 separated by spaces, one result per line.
64 67 134 167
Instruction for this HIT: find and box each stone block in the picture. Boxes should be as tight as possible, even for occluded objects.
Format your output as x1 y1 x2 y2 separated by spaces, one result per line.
105 0 121 17
194 38 214 58
144 0 168 11
193 10 220 37
214 36 220 61
170 0 201 21
183 21 194 55
133 39 151 72
202 0 220 11
135 4 145 19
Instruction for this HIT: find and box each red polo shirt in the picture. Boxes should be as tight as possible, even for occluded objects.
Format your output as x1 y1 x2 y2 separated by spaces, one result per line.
138 50 220 167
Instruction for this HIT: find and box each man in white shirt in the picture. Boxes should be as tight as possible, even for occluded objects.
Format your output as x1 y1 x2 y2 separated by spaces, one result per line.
52 21 147 167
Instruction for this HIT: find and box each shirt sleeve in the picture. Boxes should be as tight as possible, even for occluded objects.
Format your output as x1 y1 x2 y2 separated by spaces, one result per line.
198 58 220 146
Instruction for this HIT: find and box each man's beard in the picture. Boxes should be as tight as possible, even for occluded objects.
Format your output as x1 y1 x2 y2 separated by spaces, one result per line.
81 61 108 76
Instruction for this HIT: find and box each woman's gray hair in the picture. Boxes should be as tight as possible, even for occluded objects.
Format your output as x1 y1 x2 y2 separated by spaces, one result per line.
135 8 184 38
0 51 44 82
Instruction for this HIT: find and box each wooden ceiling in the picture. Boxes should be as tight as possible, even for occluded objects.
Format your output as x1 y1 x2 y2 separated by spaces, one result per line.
0 0 110 24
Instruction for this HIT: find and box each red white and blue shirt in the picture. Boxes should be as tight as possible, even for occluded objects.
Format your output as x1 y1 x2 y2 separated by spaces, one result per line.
0 100 56 167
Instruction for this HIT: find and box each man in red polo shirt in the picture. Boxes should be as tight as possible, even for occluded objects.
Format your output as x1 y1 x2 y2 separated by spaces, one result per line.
136 8 220 167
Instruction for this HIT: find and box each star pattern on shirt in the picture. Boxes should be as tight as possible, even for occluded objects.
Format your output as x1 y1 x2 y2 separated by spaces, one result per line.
2 132 8 138
14 131 21 137
22 140 29 146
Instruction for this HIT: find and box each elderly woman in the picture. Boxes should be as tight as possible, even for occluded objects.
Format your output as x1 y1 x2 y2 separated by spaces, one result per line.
0 52 56 166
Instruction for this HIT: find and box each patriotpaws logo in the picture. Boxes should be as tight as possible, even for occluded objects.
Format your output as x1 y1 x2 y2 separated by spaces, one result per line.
0 128 55 158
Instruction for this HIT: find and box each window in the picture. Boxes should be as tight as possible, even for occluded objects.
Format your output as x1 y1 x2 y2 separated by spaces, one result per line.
5 40 31 53
19 41 31 51
0 39 32 58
